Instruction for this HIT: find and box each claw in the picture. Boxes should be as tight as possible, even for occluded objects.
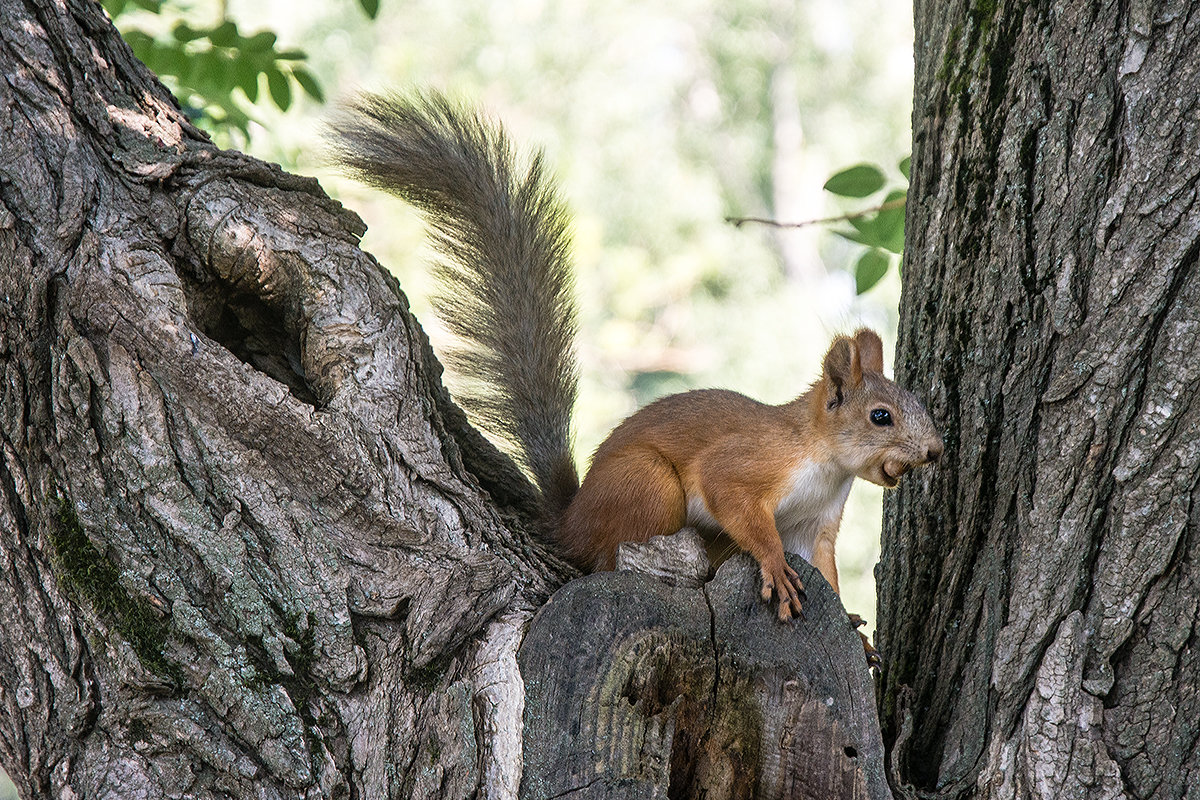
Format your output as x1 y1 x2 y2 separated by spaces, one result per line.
846 612 881 668
760 556 805 621
860 632 882 669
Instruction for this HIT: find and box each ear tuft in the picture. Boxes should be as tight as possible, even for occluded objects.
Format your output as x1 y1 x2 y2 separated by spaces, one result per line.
822 335 863 404
854 329 885 373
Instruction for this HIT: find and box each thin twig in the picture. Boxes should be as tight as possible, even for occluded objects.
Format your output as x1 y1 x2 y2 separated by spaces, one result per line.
727 196 907 230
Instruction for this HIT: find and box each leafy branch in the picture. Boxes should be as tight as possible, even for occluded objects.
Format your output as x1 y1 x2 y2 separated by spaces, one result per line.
730 157 911 294
102 0 379 141
727 196 907 230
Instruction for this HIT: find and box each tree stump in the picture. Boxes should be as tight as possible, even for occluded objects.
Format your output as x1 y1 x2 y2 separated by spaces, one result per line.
519 531 890 799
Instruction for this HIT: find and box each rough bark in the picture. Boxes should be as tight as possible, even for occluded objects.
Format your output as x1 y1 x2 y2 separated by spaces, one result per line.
0 0 566 797
880 0 1200 797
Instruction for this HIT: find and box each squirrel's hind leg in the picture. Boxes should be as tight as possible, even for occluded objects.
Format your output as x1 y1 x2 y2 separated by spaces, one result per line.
558 447 687 571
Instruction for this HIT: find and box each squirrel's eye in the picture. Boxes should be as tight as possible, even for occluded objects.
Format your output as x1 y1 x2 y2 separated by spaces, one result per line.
870 408 893 427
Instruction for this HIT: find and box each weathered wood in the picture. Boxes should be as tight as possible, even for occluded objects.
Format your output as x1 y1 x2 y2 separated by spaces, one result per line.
613 527 711 588
881 0 1200 796
0 1 897 798
520 532 890 799
0 0 567 797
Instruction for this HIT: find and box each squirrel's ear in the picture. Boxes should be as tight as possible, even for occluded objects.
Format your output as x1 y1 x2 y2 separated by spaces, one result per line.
854 329 885 373
822 335 863 407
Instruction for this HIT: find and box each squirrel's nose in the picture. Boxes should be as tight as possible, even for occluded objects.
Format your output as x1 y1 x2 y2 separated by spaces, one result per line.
924 439 944 464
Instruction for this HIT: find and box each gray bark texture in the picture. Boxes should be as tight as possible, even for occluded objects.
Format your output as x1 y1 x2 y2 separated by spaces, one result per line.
0 0 566 797
879 0 1200 798
0 1 892 798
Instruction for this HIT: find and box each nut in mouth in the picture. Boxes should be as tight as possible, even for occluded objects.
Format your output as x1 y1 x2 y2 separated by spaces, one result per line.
880 459 908 487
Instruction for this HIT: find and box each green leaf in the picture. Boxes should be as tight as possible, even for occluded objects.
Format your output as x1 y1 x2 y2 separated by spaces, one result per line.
899 156 911 181
824 164 886 198
128 0 163 12
232 57 260 102
267 68 292 111
102 0 129 19
154 43 190 79
842 190 906 253
172 22 203 41
357 0 380 19
122 29 153 58
209 20 239 48
877 189 907 252
274 49 307 61
854 249 890 294
292 68 324 102
184 50 234 94
244 31 278 52
202 103 252 140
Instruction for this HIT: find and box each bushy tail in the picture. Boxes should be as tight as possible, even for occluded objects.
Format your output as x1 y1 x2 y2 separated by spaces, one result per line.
329 92 580 517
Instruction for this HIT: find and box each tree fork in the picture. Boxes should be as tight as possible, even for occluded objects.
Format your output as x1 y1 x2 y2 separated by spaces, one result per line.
1 0 563 797
1 1 895 798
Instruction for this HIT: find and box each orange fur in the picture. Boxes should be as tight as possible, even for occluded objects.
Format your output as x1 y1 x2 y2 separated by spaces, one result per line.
332 100 940 624
556 328 942 620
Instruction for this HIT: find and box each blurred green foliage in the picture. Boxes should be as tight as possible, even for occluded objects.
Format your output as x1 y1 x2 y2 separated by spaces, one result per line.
100 0 377 141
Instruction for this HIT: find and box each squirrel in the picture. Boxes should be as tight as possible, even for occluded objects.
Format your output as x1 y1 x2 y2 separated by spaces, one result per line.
331 91 943 626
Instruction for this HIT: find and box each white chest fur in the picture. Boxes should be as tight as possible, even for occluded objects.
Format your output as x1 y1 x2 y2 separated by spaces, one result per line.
772 461 854 559
684 459 854 561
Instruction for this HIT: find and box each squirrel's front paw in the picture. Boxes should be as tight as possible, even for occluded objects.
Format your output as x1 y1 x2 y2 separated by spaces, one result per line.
759 557 806 621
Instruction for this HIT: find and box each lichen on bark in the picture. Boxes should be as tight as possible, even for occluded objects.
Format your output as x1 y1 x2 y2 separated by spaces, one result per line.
47 495 181 685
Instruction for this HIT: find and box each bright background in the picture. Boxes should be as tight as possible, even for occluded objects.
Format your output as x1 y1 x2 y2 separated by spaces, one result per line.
2 4 912 795
238 0 915 626
267 0 912 623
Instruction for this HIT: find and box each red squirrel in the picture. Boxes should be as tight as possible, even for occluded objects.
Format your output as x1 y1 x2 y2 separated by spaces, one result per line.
332 92 943 622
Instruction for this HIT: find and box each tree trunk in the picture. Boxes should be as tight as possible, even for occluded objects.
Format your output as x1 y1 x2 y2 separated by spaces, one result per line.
0 1 566 797
0 1 891 798
880 0 1200 797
